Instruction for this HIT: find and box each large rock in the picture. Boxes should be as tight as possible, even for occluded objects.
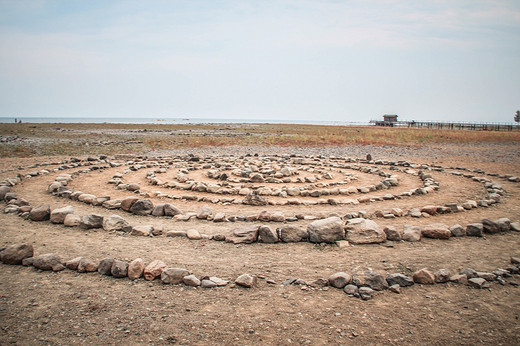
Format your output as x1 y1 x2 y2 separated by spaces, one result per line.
328 272 351 288
466 223 483 237
77 258 98 273
0 244 33 264
111 260 129 278
103 214 129 232
402 225 422 242
144 260 167 281
352 270 388 291
383 226 402 241
128 258 145 279
242 193 268 206
481 219 500 234
130 199 154 215
258 225 278 243
64 214 81 227
422 223 451 239
29 204 51 221
225 225 260 244
97 258 115 275
413 268 435 284
345 218 386 244
50 205 74 224
386 273 414 287
161 268 190 284
120 197 139 211
278 226 308 243
235 274 257 288
307 217 344 243
32 253 64 271
80 214 104 229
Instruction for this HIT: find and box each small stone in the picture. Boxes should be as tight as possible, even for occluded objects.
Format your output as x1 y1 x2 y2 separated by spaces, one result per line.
161 268 190 284
98 258 115 276
201 279 217 288
449 224 466 237
111 260 129 278
358 287 374 300
468 278 489 289
413 268 435 284
186 229 202 240
383 226 402 241
466 223 483 237
77 258 98 273
63 214 81 227
328 272 351 289
434 269 451 283
402 225 422 242
422 223 451 239
32 253 63 271
166 230 187 237
388 284 401 293
128 258 145 280
65 257 83 270
29 204 50 221
258 225 278 243
386 273 414 287
449 274 467 284
50 205 74 224
143 260 167 281
183 274 201 287
459 268 478 279
235 274 257 288
343 284 358 295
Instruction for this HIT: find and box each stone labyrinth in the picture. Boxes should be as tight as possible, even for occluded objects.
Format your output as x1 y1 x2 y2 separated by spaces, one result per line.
1 153 520 300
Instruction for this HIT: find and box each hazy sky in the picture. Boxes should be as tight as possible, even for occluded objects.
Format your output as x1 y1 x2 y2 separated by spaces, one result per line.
1 0 519 123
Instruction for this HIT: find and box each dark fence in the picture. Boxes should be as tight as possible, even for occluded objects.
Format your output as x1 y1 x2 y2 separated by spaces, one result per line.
370 120 520 131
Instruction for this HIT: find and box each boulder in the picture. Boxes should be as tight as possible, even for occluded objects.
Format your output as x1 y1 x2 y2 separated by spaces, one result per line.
278 226 308 243
50 205 74 224
328 272 351 289
258 225 278 243
144 260 167 281
183 274 201 287
402 225 422 242
130 199 154 216
383 226 402 241
32 253 64 271
161 268 190 284
63 214 81 227
352 270 388 291
345 218 386 244
225 225 260 244
77 258 98 273
422 223 451 239
235 274 257 288
0 244 33 264
466 223 483 237
128 258 145 280
307 217 344 243
386 273 414 287
120 197 139 211
98 258 115 275
481 219 499 234
413 268 435 284
102 214 129 232
29 204 51 221
449 224 466 237
80 214 104 229
111 260 129 278
434 269 451 283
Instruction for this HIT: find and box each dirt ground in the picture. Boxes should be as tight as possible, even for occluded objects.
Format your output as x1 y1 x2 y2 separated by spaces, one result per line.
1 128 520 345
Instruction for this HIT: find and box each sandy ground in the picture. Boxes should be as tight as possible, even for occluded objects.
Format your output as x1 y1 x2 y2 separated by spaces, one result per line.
1 134 520 345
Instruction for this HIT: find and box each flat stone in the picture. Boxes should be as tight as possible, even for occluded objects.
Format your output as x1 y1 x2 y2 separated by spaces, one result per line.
278 226 307 243
166 230 187 237
32 253 64 271
77 258 98 273
422 223 451 239
183 274 201 287
307 217 345 243
103 214 129 232
345 218 386 244
161 268 190 284
186 229 202 240
225 225 260 244
352 270 388 291
235 274 257 288
468 278 490 289
65 257 83 270
386 273 414 287
383 226 402 241
434 269 451 283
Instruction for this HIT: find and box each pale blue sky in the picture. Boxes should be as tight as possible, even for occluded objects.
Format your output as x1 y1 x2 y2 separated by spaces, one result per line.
0 0 519 123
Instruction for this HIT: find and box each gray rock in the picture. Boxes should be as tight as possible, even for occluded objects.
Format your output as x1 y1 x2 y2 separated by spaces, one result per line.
130 199 154 216
328 272 351 289
98 258 115 275
161 268 190 284
32 253 64 271
345 218 386 244
235 274 257 288
388 284 401 294
352 270 388 291
343 284 359 295
242 193 268 206
383 226 402 241
163 203 183 216
481 219 499 234
449 224 466 237
308 217 345 243
434 269 451 283
495 218 511 232
402 225 422 242
29 204 51 221
468 277 490 289
183 274 201 287
102 214 129 232
449 274 467 284
50 205 74 224
80 214 104 229
208 276 229 286
386 273 414 287
65 257 82 270
258 225 278 243
0 244 33 265
111 260 129 278
225 225 260 244
511 222 520 232
128 258 145 280
201 279 217 288
0 186 11 200
358 287 374 300
166 230 187 237
278 226 308 243
459 268 479 279
466 223 483 237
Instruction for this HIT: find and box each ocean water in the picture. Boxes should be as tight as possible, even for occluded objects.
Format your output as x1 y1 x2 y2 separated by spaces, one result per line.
0 116 369 126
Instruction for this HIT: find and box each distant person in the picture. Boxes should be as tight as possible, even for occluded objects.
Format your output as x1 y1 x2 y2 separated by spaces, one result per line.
14 118 17 123
18 119 22 124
